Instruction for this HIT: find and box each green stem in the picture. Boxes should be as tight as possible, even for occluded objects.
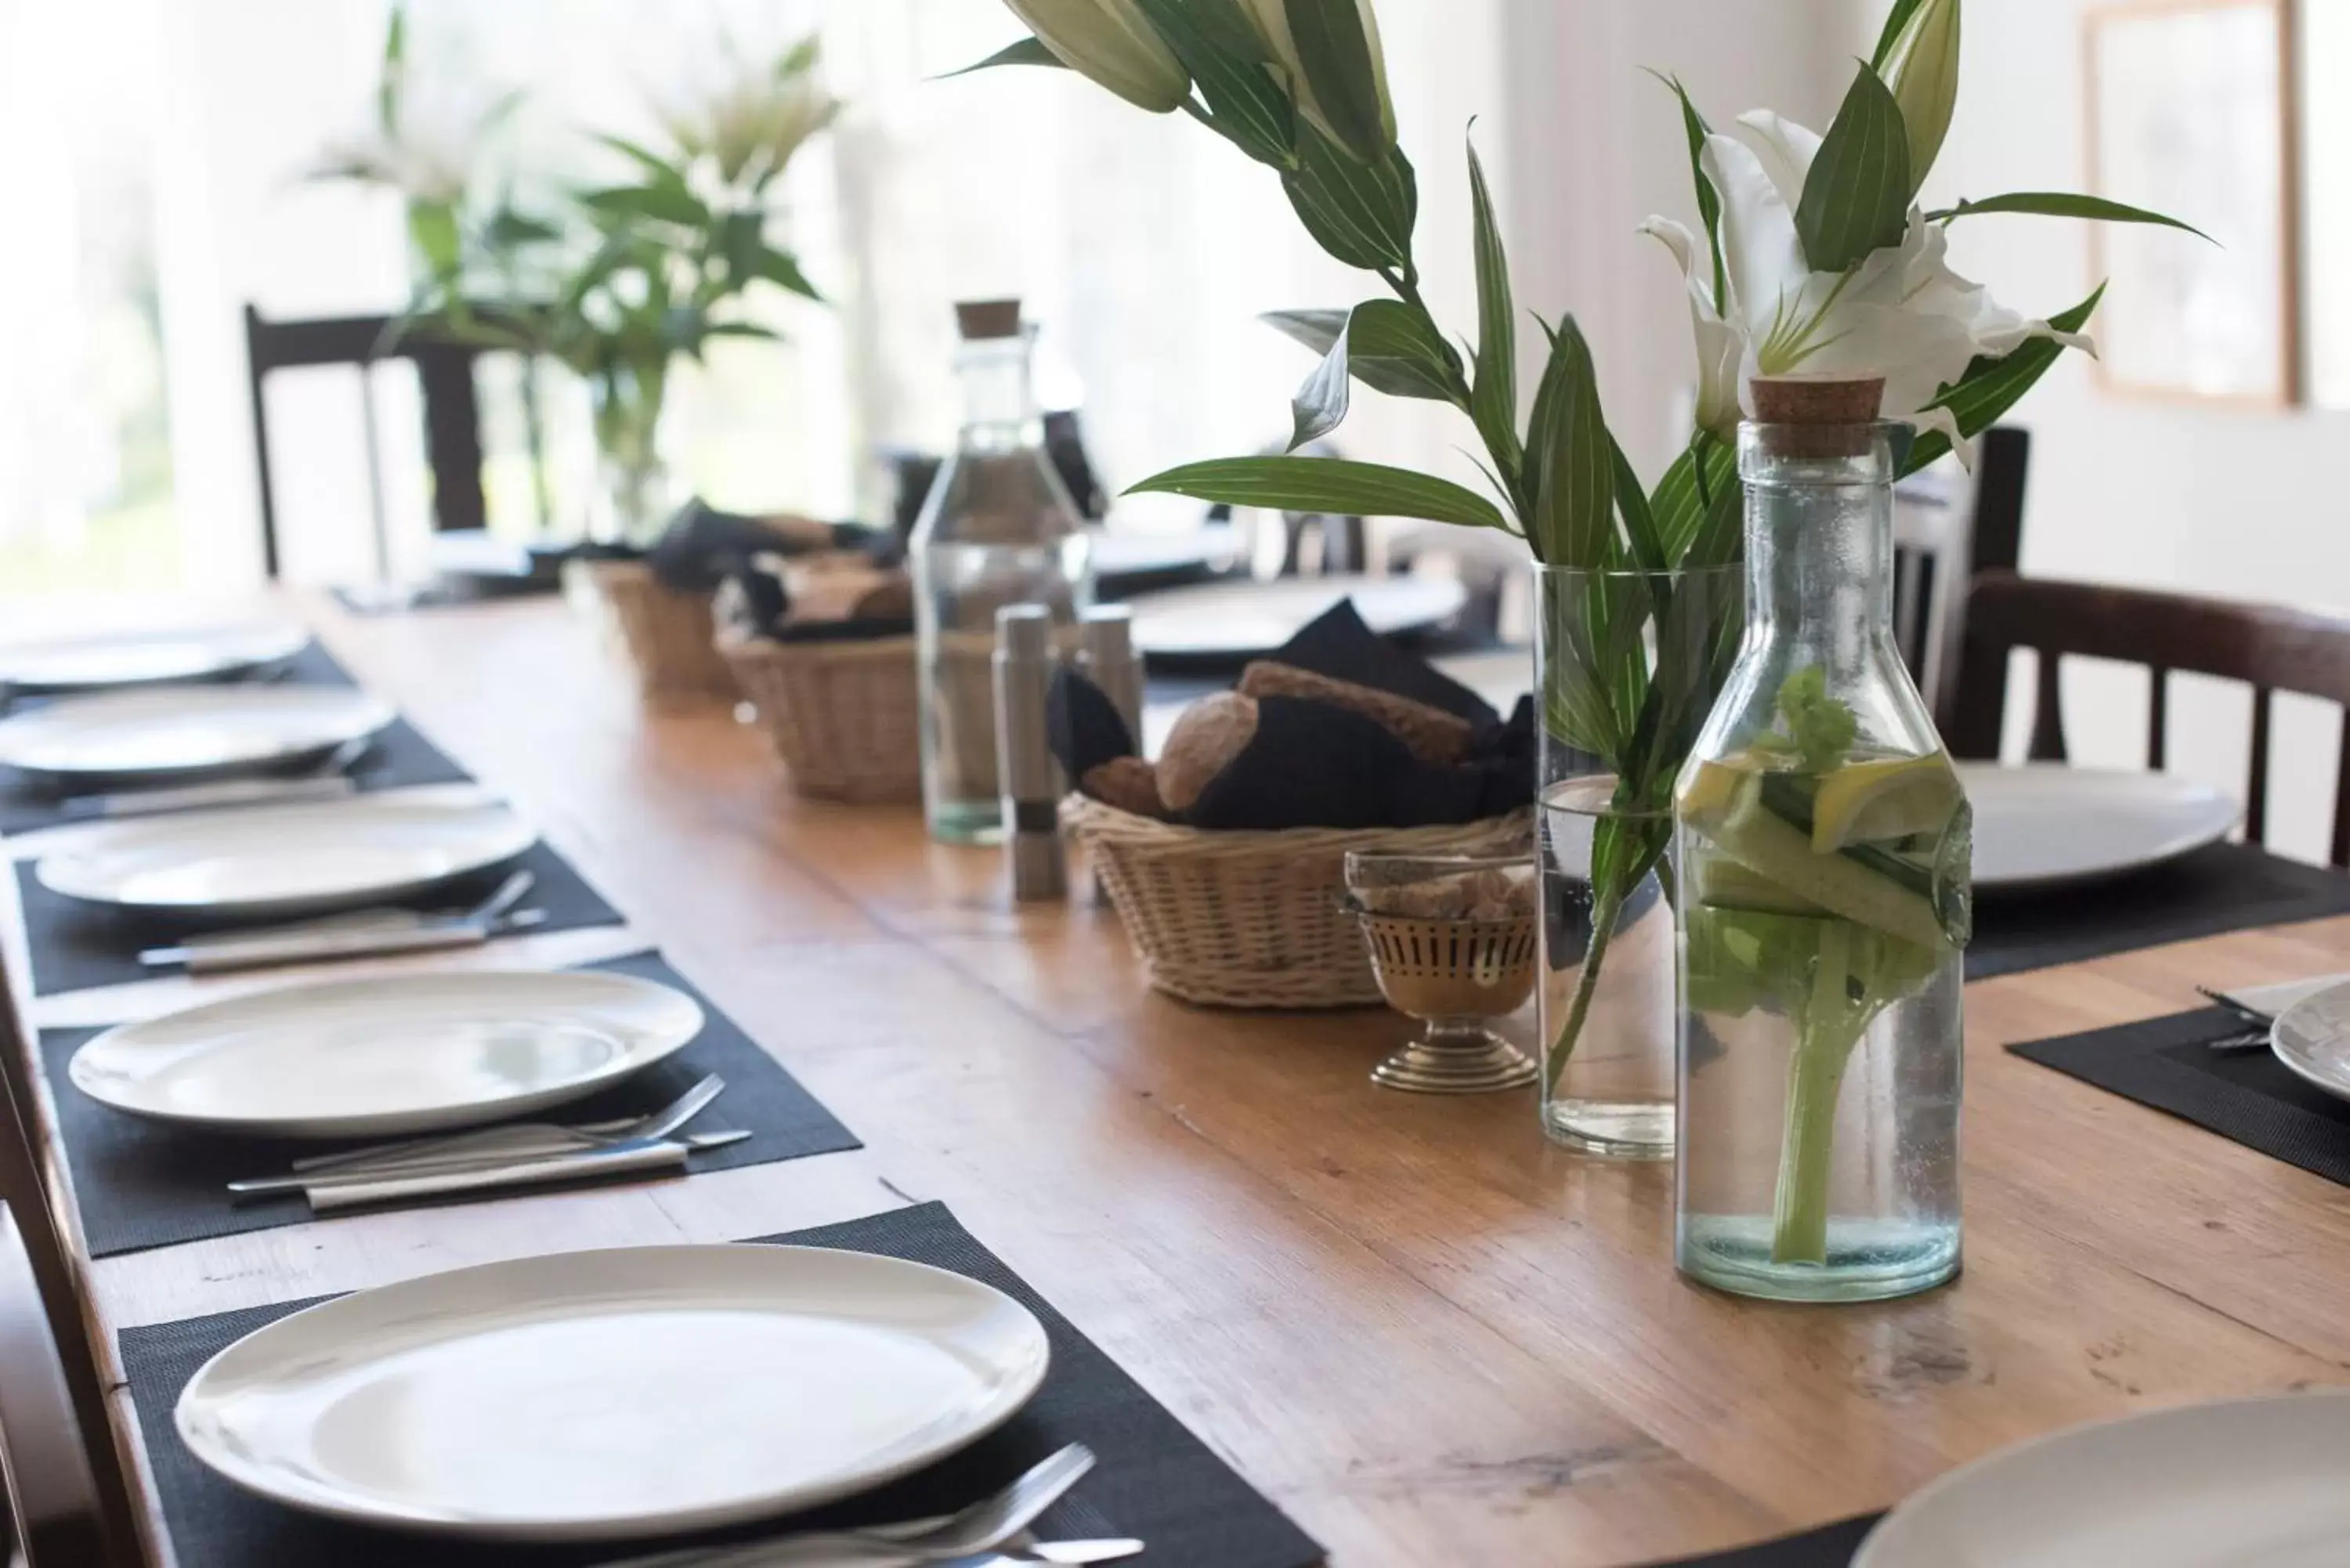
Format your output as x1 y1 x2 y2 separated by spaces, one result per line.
1546 873 1625 1093
1771 923 1864 1264
1770 1024 1858 1264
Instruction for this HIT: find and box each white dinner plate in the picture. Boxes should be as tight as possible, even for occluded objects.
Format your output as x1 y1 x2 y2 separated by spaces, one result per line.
2267 979 2350 1107
1856 1392 2350 1566
1128 576 1470 658
175 1245 1052 1541
34 794 535 918
0 686 393 782
1089 524 1242 583
69 971 703 1139
1961 764 2239 892
0 623 308 695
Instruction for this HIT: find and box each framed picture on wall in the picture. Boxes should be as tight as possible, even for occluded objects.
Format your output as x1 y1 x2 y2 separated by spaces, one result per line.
2086 0 2298 405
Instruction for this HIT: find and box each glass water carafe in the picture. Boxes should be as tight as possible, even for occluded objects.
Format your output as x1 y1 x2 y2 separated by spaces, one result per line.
909 302 1093 844
1672 378 1972 1305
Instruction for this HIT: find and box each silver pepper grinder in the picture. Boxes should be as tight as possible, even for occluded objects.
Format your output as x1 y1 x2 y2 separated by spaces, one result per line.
993 605 1067 901
1075 605 1146 753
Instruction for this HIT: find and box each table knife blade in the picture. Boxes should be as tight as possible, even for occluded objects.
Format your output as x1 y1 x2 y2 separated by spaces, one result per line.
305 1134 694 1212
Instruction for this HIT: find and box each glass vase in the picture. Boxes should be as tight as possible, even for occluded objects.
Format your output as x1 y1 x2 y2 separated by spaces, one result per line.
1672 392 1971 1305
1535 562 1744 1157
909 305 1093 845
592 363 674 547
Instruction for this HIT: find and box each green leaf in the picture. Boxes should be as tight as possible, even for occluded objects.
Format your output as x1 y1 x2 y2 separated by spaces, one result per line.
1929 191 2212 240
580 182 710 229
378 4 407 135
1465 135 1520 497
1263 302 1466 402
1284 128 1416 274
407 201 461 283
1870 0 1928 71
481 206 560 251
1901 284 2104 474
1796 63 1912 273
595 134 682 182
1280 0 1390 163
1524 316 1616 569
1611 438 1667 574
1133 0 1296 167
1649 72 1727 316
939 36 1068 78
1649 434 1737 565
1686 468 1744 568
749 246 824 302
1127 456 1513 533
1288 304 1357 449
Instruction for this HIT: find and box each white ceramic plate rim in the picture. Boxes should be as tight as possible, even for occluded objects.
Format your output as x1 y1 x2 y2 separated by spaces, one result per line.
1853 1389 2350 1566
2267 978 2350 1107
32 796 537 917
1958 763 2240 891
0 686 394 780
1128 576 1470 656
66 970 704 1137
173 1244 1052 1541
0 623 309 693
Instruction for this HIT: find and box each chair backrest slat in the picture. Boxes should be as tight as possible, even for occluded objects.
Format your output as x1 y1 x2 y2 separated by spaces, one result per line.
1950 571 2350 866
2147 666 2169 771
2247 686 2275 847
0 1204 108 1567
244 304 490 582
2030 651 2067 763
0 956 130 1565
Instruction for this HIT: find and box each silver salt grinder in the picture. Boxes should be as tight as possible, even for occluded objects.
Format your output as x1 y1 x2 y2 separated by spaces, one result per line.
1075 605 1145 752
994 605 1066 901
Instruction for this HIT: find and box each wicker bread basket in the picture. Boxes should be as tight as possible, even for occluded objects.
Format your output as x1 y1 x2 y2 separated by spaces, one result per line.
718 627 922 803
579 559 740 706
1064 798 1535 1009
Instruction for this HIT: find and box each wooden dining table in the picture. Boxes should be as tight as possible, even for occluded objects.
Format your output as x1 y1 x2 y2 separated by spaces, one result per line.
11 590 2350 1567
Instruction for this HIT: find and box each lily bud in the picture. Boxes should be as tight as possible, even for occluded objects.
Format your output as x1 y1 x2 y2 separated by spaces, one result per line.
1003 0 1189 114
1238 0 1396 162
1880 0 1960 196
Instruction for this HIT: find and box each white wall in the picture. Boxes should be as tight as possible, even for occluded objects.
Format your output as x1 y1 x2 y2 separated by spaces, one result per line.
1836 0 2350 862
1502 1 1847 475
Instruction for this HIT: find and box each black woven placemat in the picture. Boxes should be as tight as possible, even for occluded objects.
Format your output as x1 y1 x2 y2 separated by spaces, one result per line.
13 839 625 998
0 641 472 836
1639 1516 1882 1566
2009 1005 2350 1183
118 1201 1323 1568
0 715 473 837
40 949 858 1256
1968 842 2350 981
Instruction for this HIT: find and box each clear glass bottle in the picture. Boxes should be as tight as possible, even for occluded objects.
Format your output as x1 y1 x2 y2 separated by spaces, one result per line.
1672 377 1972 1305
909 302 1094 844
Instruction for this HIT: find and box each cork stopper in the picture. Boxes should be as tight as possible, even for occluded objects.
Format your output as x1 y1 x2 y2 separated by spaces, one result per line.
955 299 1025 341
1749 374 1886 458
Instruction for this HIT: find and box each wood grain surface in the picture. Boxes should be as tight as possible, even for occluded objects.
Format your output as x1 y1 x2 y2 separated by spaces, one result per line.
9 592 2350 1567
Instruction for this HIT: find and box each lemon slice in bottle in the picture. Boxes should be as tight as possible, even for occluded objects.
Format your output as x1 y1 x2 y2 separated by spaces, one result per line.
1809 754 1962 853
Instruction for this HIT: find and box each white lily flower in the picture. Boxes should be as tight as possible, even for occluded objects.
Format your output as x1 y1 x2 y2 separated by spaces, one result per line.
1237 0 1395 161
665 45 840 190
1003 0 1189 114
1642 110 2092 461
1880 0 1961 195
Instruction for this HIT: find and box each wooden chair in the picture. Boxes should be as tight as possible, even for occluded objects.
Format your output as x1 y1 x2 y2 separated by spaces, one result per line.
0 963 132 1566
0 1202 110 1567
1946 570 2350 864
244 305 490 580
1893 425 2031 712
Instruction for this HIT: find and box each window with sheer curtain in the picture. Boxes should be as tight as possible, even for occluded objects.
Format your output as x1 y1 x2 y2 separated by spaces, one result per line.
7 0 1534 598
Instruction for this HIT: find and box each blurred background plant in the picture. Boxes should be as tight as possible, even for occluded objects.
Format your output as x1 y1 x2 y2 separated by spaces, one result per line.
313 6 837 543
